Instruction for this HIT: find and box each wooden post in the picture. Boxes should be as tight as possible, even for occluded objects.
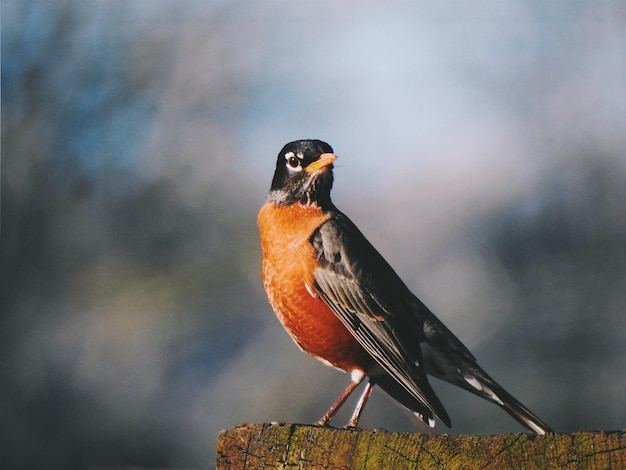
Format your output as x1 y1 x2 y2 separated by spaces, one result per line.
217 423 625 469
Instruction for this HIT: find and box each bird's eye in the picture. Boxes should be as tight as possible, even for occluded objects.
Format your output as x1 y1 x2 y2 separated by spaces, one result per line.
284 152 302 171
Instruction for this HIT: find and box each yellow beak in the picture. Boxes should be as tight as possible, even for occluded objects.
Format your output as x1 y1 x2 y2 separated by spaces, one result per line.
304 153 337 175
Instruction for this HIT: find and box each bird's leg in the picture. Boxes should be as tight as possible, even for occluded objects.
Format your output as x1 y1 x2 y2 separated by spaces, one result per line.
315 372 365 427
345 378 375 428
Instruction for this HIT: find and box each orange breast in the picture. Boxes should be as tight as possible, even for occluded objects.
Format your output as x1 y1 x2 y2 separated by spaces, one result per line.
258 202 371 373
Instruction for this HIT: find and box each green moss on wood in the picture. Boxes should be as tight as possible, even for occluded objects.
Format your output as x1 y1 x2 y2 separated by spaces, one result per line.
217 423 626 469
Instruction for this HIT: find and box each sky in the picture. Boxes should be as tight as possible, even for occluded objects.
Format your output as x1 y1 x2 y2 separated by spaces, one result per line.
2 1 626 468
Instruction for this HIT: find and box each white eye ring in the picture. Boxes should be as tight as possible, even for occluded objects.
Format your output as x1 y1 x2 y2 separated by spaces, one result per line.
284 152 302 171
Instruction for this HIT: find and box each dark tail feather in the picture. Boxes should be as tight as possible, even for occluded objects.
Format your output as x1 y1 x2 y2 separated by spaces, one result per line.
494 384 553 435
459 370 553 435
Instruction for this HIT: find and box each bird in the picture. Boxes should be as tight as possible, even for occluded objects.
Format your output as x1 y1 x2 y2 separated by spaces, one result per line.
257 139 552 434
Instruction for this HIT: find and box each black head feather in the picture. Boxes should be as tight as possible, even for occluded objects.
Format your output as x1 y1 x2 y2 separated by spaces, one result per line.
268 139 336 209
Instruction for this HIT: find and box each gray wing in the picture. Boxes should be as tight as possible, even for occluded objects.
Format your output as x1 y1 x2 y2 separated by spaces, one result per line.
311 212 553 434
310 213 452 425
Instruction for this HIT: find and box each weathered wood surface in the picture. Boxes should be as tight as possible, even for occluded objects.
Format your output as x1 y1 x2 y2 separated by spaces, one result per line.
217 423 625 469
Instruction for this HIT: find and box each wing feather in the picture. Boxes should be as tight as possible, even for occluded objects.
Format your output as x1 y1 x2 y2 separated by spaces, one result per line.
311 214 450 425
309 211 552 434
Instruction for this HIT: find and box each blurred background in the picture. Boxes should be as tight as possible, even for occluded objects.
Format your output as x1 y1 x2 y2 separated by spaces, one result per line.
2 1 625 468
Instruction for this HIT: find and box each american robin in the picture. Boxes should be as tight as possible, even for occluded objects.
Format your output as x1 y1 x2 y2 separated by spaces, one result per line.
258 139 552 434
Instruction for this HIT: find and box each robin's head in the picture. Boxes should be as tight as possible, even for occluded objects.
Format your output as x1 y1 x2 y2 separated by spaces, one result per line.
268 139 336 208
